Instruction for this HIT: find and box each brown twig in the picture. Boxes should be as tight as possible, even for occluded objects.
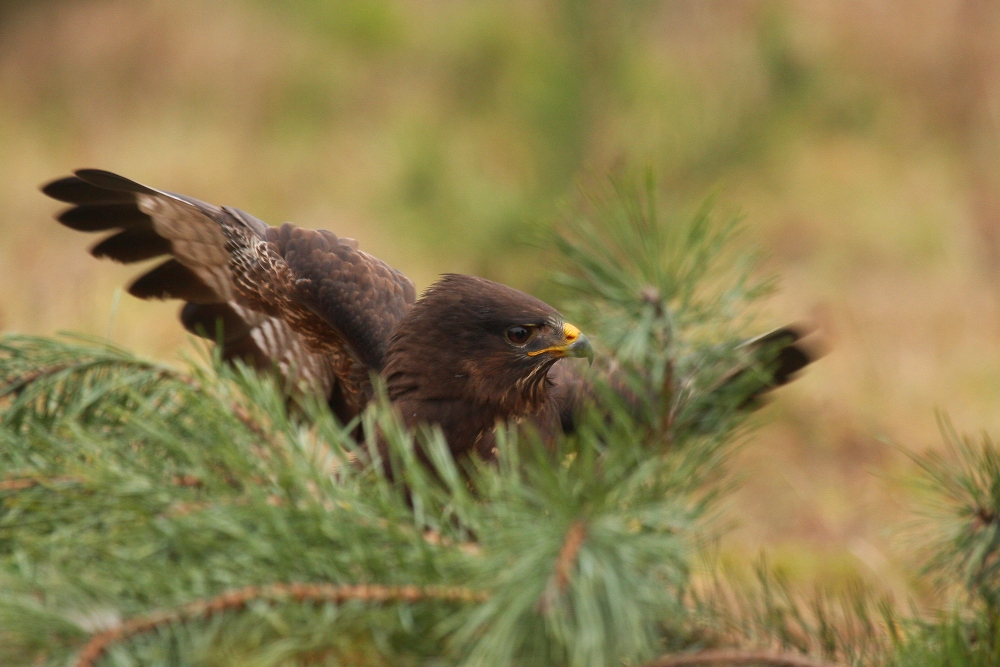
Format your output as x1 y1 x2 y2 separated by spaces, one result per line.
660 358 675 437
553 519 587 591
537 519 588 612
231 401 282 451
73 582 489 667
2 360 192 398
1 363 71 395
0 477 44 492
0 476 78 491
645 649 847 667
171 474 202 488
0 475 209 493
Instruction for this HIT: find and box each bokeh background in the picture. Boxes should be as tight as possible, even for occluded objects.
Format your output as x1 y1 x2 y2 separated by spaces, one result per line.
3 0 1000 599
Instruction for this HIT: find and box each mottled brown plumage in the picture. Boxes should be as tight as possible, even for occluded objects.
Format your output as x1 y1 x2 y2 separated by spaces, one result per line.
43 169 811 456
43 170 595 452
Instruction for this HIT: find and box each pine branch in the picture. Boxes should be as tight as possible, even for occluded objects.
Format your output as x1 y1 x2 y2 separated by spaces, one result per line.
0 176 840 665
689 556 899 667
903 416 1000 605
74 582 490 667
548 173 783 448
646 649 847 667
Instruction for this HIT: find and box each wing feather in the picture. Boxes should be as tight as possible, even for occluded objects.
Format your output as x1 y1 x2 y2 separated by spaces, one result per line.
45 169 417 420
90 224 172 262
126 259 219 303
549 326 815 434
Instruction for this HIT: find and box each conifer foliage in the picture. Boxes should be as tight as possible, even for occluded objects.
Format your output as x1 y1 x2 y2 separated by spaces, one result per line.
1 175 998 666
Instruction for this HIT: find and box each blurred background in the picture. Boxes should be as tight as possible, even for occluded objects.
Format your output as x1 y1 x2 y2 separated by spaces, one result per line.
2 0 1000 600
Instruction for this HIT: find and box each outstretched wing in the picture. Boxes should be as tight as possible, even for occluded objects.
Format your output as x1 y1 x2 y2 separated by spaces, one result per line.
549 325 815 434
43 169 416 420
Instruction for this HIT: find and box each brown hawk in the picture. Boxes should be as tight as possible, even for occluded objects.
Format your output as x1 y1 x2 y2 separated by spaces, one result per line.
43 170 811 456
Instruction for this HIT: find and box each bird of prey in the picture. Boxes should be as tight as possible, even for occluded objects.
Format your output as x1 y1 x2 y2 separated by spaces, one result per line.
43 170 811 456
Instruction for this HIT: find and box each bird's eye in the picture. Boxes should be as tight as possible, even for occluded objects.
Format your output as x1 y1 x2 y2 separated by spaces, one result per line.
505 325 535 345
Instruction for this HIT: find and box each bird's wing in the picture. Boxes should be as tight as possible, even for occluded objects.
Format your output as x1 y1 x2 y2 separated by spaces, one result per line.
549 325 815 434
44 169 416 419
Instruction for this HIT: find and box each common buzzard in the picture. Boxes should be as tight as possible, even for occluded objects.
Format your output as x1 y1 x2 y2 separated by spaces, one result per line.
43 170 810 456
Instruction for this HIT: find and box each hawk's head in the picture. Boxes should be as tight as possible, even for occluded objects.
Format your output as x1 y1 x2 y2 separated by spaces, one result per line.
383 274 592 416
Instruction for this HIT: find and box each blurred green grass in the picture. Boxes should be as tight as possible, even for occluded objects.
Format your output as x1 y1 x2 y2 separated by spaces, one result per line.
3 0 1000 601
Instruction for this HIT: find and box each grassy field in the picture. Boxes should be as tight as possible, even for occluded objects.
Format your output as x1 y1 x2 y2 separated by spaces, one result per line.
3 0 999 602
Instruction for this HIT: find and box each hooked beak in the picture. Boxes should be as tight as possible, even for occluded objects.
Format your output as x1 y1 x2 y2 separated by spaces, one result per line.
528 322 594 365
